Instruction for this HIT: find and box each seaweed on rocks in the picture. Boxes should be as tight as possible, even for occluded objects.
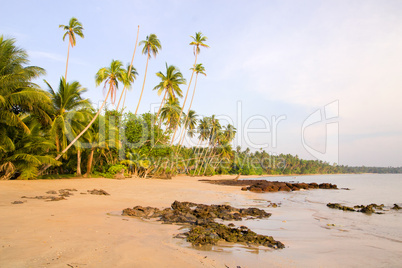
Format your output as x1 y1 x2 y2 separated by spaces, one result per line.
185 223 285 249
122 201 283 249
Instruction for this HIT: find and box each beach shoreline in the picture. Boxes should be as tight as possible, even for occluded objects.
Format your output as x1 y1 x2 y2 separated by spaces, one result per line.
1 175 400 267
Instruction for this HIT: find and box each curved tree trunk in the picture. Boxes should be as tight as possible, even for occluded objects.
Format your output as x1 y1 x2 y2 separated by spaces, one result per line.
155 90 167 123
135 52 150 115
170 53 198 144
65 37 71 80
117 25 140 111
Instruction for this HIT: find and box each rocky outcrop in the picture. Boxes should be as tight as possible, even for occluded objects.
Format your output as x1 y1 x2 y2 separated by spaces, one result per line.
327 203 392 214
122 201 283 249
203 179 337 193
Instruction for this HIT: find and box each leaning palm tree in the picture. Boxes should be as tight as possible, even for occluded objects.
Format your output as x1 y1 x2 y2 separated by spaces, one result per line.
153 63 186 120
116 25 140 112
135 34 162 115
59 17 84 80
171 32 208 144
39 60 125 174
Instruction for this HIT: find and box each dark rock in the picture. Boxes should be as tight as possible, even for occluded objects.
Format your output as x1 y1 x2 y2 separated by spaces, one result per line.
46 190 57 194
11 201 24 204
121 201 282 249
201 179 337 193
87 189 110 195
392 204 401 210
327 203 355 211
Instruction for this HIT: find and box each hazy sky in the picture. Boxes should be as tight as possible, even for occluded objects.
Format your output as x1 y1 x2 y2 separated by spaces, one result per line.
1 0 401 167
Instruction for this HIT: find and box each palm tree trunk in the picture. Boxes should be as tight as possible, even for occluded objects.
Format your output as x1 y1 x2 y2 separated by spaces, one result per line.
65 38 71 80
76 148 81 176
135 52 150 115
203 144 216 175
117 25 140 111
155 90 167 122
121 87 128 111
39 83 113 175
84 148 95 177
197 143 210 176
178 72 199 149
170 53 198 144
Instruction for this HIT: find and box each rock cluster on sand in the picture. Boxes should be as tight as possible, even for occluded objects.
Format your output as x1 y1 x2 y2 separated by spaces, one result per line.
203 179 337 193
122 201 284 249
326 203 398 214
17 188 109 203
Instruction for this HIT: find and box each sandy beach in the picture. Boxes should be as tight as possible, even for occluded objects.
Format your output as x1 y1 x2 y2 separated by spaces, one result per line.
0 175 281 268
1 175 401 268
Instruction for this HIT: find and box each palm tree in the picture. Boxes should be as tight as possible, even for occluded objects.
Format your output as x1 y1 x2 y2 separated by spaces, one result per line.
39 60 125 174
171 32 208 144
160 96 182 130
194 116 211 174
46 78 92 175
135 34 162 115
0 35 50 133
178 63 206 145
0 119 60 180
179 110 198 147
59 17 84 80
223 124 236 142
153 63 186 120
116 25 140 112
117 64 138 110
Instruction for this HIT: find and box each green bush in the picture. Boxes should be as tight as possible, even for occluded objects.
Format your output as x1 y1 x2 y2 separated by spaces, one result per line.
108 164 127 175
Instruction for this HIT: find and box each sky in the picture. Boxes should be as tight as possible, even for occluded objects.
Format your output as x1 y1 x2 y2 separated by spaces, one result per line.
1 0 401 167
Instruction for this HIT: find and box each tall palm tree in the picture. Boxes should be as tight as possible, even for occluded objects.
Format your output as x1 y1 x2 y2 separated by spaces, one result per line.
46 78 92 175
135 34 162 115
153 63 186 120
171 32 208 144
59 17 84 80
178 63 206 145
116 25 140 112
39 60 125 174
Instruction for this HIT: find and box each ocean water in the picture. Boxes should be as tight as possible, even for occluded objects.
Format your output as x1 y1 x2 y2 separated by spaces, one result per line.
201 174 402 267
